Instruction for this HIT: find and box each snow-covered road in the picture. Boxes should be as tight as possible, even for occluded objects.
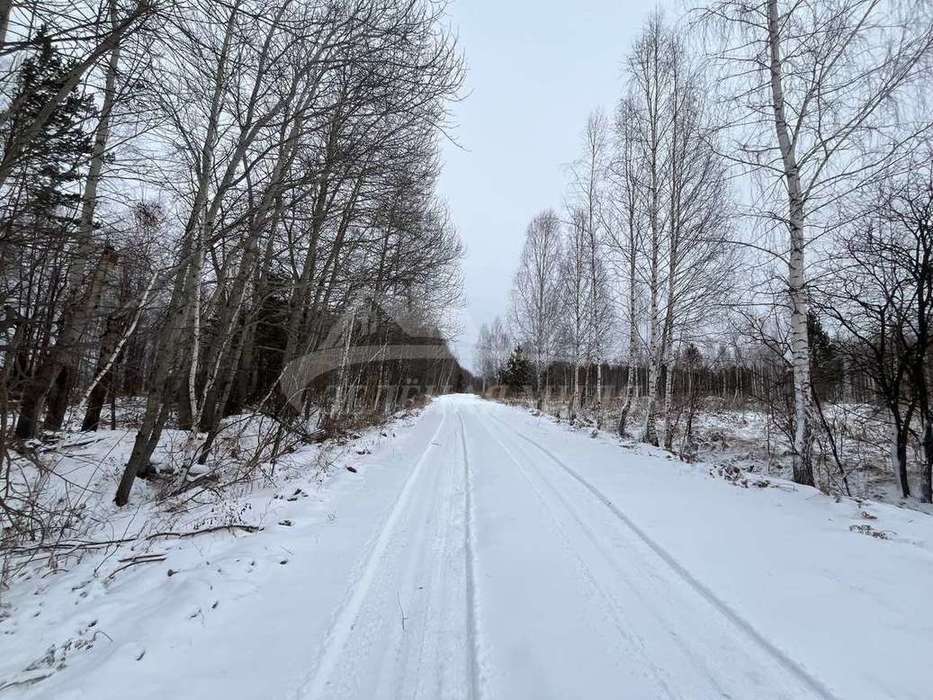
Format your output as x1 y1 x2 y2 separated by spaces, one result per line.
300 395 821 699
294 395 932 700
14 395 933 699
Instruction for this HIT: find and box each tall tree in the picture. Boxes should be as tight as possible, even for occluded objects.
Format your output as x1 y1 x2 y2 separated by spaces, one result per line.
510 210 563 409
703 0 933 485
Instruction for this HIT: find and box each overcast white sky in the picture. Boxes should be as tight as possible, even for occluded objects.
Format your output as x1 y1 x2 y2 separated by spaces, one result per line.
438 0 670 371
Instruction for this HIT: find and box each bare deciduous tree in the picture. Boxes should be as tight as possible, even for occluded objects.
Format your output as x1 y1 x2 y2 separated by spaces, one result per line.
702 0 933 485
510 210 563 409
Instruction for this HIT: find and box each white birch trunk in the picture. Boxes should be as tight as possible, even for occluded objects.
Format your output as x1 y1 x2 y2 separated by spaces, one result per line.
768 0 815 485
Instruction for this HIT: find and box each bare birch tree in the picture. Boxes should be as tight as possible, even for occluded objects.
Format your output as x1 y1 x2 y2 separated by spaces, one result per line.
702 0 933 485
510 210 563 409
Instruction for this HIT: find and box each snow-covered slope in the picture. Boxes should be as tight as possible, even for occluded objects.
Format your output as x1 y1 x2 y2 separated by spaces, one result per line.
3 395 932 698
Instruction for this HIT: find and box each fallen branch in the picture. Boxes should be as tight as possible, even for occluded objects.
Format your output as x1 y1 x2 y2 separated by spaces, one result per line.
145 524 262 540
6 523 263 555
107 553 167 580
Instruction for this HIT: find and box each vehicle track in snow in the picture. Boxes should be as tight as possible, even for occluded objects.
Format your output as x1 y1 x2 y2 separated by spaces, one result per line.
484 408 837 700
295 397 838 699
468 410 683 697
457 414 482 700
298 404 459 699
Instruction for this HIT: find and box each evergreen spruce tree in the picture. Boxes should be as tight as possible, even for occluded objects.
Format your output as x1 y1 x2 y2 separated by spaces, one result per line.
6 28 97 439
808 311 842 399
502 345 532 394
3 27 95 225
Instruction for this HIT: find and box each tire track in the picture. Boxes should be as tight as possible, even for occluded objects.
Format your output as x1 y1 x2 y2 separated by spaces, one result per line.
478 412 729 697
488 410 838 700
469 411 679 698
296 405 449 699
395 416 457 699
457 410 482 700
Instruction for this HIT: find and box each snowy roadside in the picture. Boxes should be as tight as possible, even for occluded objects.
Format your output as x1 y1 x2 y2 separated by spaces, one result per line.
685 403 933 515
485 399 933 699
510 397 933 516
0 405 435 697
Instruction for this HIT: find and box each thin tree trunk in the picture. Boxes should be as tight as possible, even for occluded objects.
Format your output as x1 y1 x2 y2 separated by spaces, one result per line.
115 5 241 505
0 0 13 50
888 411 910 498
788 245 814 486
82 308 129 431
662 345 676 451
618 130 639 438
921 418 933 503
768 0 814 486
641 25 663 447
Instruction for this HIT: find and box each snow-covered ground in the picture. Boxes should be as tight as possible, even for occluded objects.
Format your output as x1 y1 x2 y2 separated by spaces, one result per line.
3 395 933 698
682 402 933 514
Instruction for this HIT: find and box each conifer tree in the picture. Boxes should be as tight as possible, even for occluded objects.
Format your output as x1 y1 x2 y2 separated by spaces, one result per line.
502 345 532 394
